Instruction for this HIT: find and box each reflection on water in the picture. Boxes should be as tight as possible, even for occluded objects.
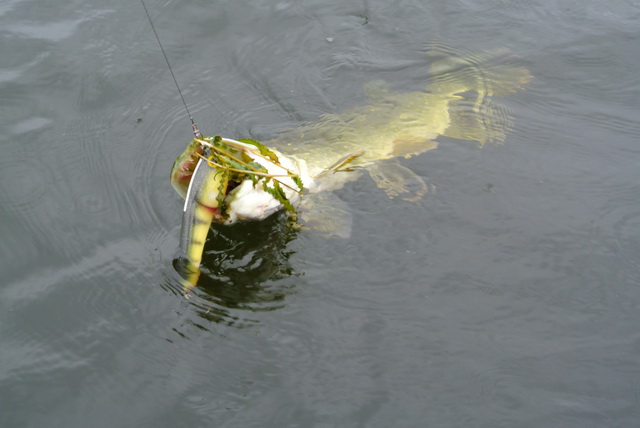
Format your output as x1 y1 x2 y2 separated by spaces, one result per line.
167 212 300 326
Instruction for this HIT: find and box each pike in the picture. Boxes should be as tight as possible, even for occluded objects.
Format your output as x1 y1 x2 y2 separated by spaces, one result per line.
171 47 531 287
143 3 531 288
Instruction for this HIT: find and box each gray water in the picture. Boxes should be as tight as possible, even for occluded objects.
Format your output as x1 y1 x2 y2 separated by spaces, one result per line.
1 0 639 426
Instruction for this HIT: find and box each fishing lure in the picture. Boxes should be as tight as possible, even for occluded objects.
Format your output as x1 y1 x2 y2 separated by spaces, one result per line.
143 0 305 287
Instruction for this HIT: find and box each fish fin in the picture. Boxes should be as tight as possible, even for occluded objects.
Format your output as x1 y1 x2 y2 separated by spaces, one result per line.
442 96 512 146
391 136 438 159
363 80 392 102
299 192 352 239
314 150 365 178
368 159 428 202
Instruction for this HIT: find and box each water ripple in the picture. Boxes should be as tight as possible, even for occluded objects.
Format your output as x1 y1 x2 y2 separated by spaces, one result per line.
473 364 526 401
0 155 50 212
164 215 301 328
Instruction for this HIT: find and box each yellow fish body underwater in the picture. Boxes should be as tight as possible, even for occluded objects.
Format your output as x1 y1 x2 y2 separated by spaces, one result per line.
171 47 531 286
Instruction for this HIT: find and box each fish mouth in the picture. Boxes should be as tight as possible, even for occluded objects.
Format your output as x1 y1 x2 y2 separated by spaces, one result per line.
206 176 244 223
183 136 305 224
225 178 242 195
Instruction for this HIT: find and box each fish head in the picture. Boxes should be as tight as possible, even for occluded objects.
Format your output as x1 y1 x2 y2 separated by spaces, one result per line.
182 139 309 225
223 147 308 224
171 140 203 199
223 180 293 224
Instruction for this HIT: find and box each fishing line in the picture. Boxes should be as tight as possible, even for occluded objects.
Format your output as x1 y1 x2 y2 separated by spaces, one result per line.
141 0 201 137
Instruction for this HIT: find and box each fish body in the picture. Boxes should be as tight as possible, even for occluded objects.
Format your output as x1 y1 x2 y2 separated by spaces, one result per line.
171 47 531 286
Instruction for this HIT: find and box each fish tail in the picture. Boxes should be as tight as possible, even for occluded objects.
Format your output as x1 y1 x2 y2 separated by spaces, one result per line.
443 97 514 146
424 44 531 146
425 44 532 97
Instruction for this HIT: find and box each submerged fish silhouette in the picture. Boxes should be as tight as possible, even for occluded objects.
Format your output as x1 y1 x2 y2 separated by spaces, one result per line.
171 47 531 286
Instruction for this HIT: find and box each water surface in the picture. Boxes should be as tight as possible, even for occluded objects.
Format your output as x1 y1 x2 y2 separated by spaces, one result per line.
1 0 639 426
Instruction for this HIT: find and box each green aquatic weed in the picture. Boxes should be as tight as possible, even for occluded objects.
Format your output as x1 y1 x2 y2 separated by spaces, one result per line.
193 136 304 217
